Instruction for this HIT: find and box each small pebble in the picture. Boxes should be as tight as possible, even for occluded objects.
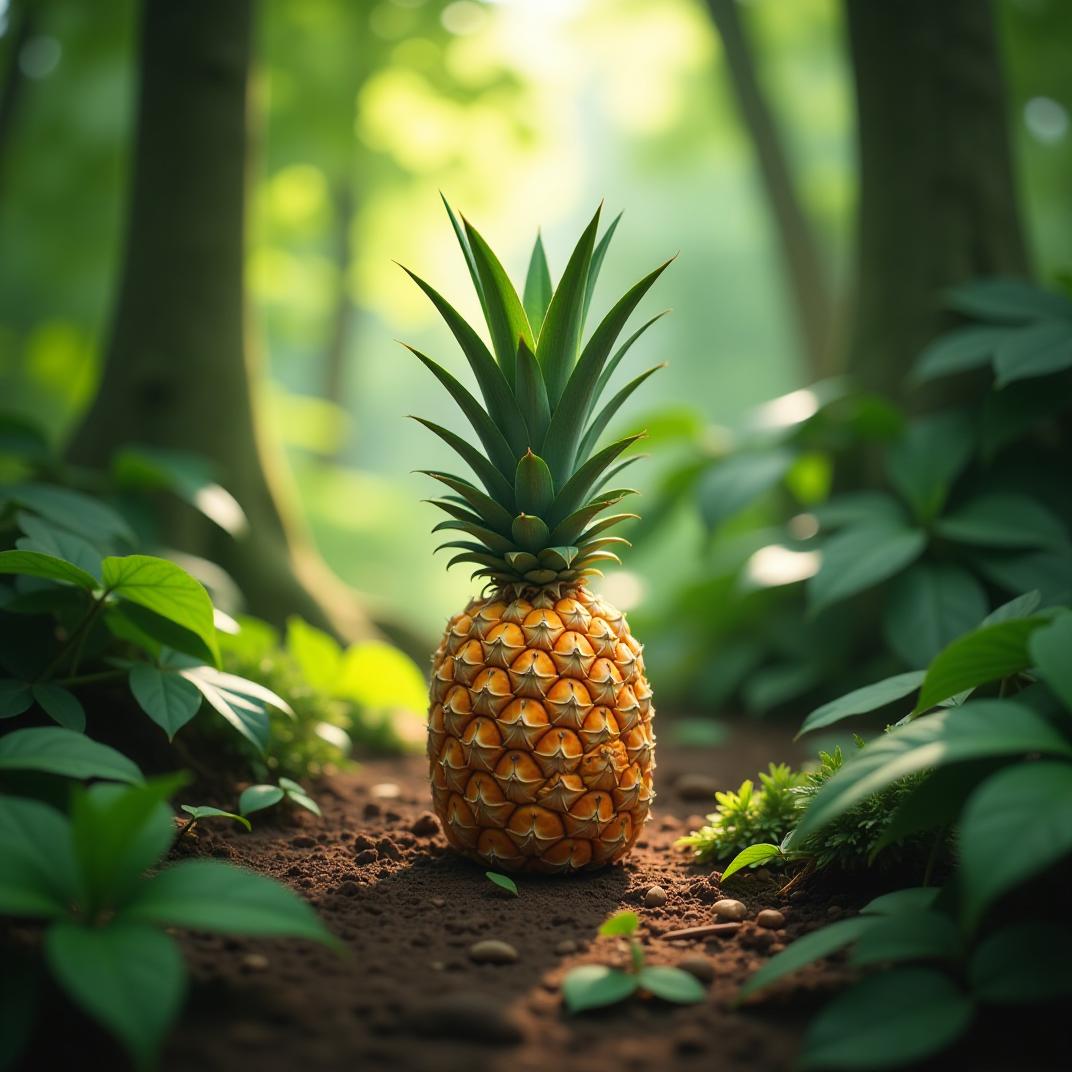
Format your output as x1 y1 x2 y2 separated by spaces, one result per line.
353 834 376 852
554 939 577 955
371 782 401 799
713 898 748 922
376 837 401 860
410 812 440 837
675 773 720 801
290 835 315 849
756 909 786 930
355 849 378 865
431 897 446 908
677 955 715 985
643 885 668 908
241 953 270 972
468 939 519 965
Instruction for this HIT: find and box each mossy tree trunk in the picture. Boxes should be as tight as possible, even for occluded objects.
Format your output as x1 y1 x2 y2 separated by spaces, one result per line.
68 0 375 640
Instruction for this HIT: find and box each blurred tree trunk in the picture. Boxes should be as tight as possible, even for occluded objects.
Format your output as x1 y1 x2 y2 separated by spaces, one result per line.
323 183 355 411
845 0 1030 400
68 0 377 641
704 0 834 379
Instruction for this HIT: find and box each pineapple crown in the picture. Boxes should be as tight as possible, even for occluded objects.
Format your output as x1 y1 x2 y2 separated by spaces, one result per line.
403 198 671 597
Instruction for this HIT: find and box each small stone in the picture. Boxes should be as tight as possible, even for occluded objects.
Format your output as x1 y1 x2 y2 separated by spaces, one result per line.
756 909 786 930
336 880 360 897
468 939 519 965
677 955 715 985
355 849 378 865
353 834 376 851
376 837 401 860
371 782 400 799
363 802 381 819
241 953 270 972
675 773 720 801
643 885 668 908
410 992 522 1044
289 835 315 849
431 897 446 908
410 812 440 837
554 939 577 955
713 898 748 922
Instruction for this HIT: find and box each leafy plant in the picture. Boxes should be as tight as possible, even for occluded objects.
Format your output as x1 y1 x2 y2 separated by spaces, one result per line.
0 776 338 1069
485 871 519 897
562 910 706 1013
239 776 321 818
177 804 251 837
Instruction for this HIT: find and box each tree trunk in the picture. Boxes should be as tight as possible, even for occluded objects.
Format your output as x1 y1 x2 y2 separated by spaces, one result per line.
67 0 375 641
705 0 834 379
323 183 355 412
845 0 1030 401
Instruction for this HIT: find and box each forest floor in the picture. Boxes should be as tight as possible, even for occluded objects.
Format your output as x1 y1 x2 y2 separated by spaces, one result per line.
19 723 1067 1072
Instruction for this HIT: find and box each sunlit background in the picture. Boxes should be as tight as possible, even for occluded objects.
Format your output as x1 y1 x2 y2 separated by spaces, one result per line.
2 0 1070 700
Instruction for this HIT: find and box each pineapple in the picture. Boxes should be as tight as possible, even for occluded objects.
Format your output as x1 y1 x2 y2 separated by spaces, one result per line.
405 200 670 873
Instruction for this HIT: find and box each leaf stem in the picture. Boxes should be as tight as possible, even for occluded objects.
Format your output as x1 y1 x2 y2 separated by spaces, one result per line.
37 590 109 683
629 940 644 974
55 669 126 687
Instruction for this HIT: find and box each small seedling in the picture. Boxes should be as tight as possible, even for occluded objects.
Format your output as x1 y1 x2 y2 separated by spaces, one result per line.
562 909 706 1013
486 871 519 897
239 777 321 818
178 804 251 843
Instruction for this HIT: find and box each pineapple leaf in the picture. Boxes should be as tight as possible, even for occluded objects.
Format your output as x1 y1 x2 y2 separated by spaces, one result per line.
516 338 551 445
421 472 515 535
446 551 510 573
581 211 622 328
434 540 497 557
512 513 551 551
400 266 528 454
523 232 554 335
463 216 534 388
547 435 644 528
542 259 672 483
589 311 669 420
431 519 516 554
440 192 489 319
410 416 515 506
537 205 602 407
573 549 623 570
524 568 560 584
592 455 644 497
424 498 486 528
539 546 579 570
577 365 665 463
514 451 555 517
549 497 631 545
505 550 540 572
405 345 515 476
576 512 640 543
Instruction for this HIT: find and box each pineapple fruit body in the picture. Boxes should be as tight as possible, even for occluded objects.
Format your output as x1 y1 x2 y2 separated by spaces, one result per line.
428 584 654 873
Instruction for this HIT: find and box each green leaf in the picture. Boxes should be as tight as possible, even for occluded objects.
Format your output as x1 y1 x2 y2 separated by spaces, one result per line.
283 789 321 817
547 435 645 529
798 671 926 738
107 601 216 666
808 523 927 615
422 471 516 535
720 842 782 880
812 491 905 530
1028 612 1072 709
913 617 1046 713
514 451 555 516
4 483 135 547
562 965 637 1013
515 338 552 445
581 211 622 326
102 555 220 667
947 277 1072 322
285 616 343 693
936 494 1069 551
791 701 1072 844
637 966 706 1004
124 859 338 946
911 325 1009 383
576 364 664 463
739 917 876 1000
959 762 1072 929
485 871 519 896
886 412 974 521
239 784 285 816
993 318 1072 387
180 805 251 831
696 449 794 531
0 679 33 718
523 231 553 334
973 550 1072 606
969 923 1072 1005
799 968 973 1070
0 726 143 783
860 887 940 916
30 683 86 732
982 590 1042 625
410 416 515 506
45 920 185 1071
0 549 98 590
0 795 79 917
883 564 989 669
15 511 103 579
849 910 962 966
179 669 271 755
128 665 202 741
599 910 639 937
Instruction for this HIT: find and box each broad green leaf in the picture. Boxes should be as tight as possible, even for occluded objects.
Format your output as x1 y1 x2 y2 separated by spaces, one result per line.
981 589 1041 626
969 923 1072 1004
128 665 202 741
883 564 989 669
849 910 962 966
239 784 285 816
45 920 185 1070
959 762 1072 929
180 805 251 831
697 449 794 531
485 871 519 896
808 523 927 614
798 671 925 738
522 231 553 334
0 795 79 917
1028 612 1072 709
599 910 639 937
947 277 1072 322
911 325 1008 383
286 616 343 694
123 859 338 946
0 726 143 783
791 701 1072 844
31 684 86 732
180 670 271 755
283 789 321 817
993 318 1072 387
562 964 637 1013
102 555 220 667
914 617 1046 713
972 549 1072 606
4 483 135 547
860 887 940 916
886 412 974 521
15 511 102 579
739 917 876 1000
0 549 98 590
811 491 905 530
799 968 973 1070
0 679 32 718
637 966 706 1003
935 493 1068 551
720 842 782 880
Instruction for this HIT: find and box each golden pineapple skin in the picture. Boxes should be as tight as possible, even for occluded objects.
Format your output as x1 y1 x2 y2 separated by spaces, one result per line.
427 583 654 873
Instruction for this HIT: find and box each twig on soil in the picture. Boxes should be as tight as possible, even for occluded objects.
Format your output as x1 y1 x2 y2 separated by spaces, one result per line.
662 922 742 940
